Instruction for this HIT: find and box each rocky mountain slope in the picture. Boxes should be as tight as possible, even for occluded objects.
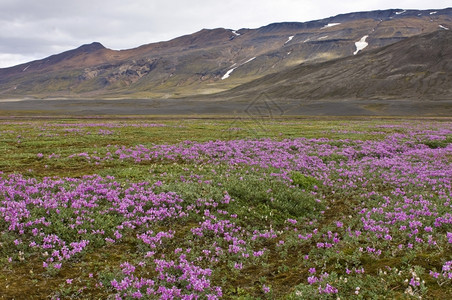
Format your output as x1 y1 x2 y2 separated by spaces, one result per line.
0 8 451 99
217 30 452 101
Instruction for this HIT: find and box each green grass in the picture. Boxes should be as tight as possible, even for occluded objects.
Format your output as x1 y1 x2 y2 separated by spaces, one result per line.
0 117 422 178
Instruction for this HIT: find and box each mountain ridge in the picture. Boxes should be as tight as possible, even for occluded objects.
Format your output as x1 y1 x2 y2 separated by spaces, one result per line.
0 8 451 100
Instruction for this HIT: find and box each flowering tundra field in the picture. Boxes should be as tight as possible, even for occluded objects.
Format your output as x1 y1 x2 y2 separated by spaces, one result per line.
0 118 451 299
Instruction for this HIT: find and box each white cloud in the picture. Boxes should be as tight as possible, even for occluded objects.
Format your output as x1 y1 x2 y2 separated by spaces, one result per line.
0 53 39 68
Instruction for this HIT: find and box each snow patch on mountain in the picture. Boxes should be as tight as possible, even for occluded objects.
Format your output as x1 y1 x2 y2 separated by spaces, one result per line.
285 36 294 44
353 35 369 55
243 57 256 64
221 63 237 80
221 68 235 80
322 23 341 29
222 58 256 80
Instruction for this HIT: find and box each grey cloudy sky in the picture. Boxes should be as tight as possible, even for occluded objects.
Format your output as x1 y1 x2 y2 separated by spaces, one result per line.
0 0 450 68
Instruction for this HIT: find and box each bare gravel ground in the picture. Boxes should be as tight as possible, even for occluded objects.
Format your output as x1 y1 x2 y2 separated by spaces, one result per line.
0 98 451 117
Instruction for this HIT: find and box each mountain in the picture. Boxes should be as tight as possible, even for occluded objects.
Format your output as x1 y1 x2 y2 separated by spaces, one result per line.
217 30 452 101
0 8 451 99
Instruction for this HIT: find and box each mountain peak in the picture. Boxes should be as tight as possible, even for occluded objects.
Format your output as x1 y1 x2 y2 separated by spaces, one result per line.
76 42 106 52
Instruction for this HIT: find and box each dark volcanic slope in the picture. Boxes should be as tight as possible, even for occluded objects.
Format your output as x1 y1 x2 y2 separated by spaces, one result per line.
0 8 451 99
221 30 452 101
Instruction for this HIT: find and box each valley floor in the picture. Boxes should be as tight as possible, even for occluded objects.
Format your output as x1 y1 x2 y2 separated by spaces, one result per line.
0 98 452 117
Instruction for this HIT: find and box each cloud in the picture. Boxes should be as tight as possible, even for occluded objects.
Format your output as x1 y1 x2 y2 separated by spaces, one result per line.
0 0 450 67
0 53 39 68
